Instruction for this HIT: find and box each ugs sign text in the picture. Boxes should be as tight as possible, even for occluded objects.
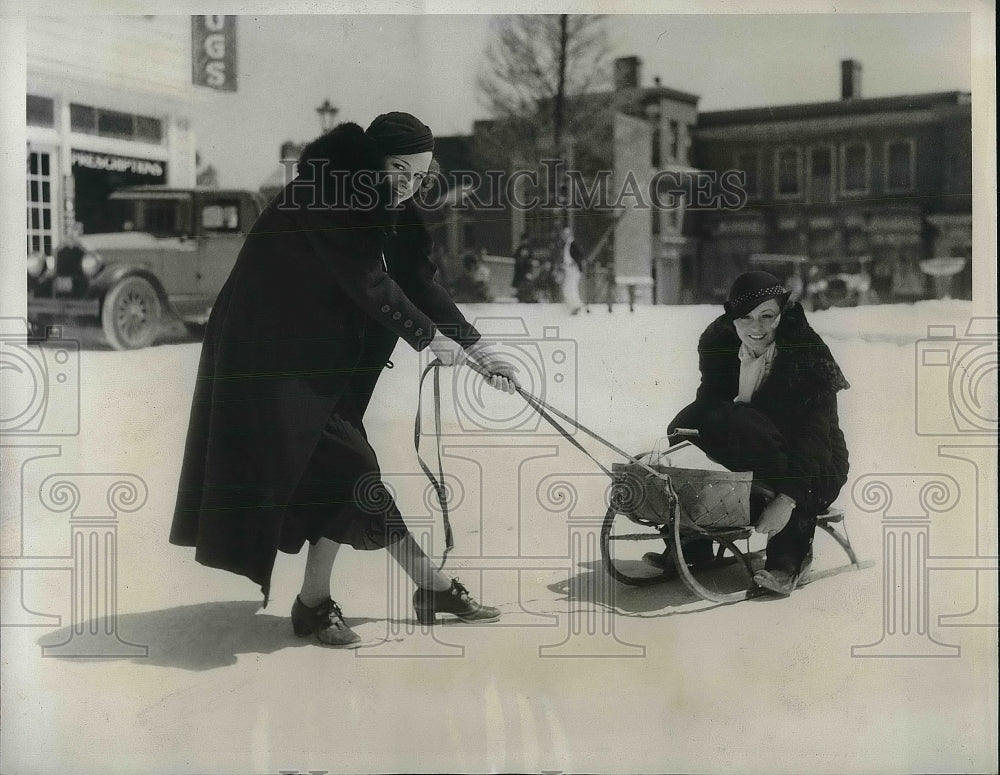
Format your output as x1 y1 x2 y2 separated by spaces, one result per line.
192 16 237 92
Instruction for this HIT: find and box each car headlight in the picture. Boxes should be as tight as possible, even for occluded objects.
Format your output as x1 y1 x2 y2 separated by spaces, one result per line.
80 251 103 277
27 253 45 278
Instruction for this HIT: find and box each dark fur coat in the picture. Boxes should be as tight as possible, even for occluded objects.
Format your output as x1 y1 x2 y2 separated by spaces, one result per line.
673 302 850 508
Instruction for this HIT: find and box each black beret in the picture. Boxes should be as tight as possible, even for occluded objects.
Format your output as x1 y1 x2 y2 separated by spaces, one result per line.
365 112 434 155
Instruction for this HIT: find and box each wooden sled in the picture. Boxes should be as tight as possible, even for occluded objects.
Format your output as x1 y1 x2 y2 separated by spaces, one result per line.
600 454 872 604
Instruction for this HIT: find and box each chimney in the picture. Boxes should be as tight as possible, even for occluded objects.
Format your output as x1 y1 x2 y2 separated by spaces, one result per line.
614 56 642 90
841 59 862 100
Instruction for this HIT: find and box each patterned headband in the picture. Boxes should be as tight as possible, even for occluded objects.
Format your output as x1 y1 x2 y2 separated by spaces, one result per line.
728 284 787 311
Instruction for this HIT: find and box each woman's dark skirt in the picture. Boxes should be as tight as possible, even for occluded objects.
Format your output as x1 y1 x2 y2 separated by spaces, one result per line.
280 383 408 554
669 400 844 573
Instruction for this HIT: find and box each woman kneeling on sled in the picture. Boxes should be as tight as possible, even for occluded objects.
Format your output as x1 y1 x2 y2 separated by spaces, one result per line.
652 270 850 596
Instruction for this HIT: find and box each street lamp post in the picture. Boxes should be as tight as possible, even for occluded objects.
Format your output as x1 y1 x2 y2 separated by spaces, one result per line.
316 99 339 132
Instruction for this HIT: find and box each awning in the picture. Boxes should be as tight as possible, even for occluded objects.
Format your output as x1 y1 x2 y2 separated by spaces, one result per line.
109 189 191 202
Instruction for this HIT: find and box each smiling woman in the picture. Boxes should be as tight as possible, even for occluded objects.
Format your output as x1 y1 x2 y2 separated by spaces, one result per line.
170 110 520 648
384 151 432 206
661 270 851 596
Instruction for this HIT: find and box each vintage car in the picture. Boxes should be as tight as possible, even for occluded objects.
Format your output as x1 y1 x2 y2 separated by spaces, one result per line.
748 253 878 310
27 185 267 350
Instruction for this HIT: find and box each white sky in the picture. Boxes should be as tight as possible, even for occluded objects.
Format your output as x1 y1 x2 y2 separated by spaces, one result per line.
187 13 972 189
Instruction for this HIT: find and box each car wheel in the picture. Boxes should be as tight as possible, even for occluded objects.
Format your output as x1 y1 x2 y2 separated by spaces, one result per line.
101 276 163 350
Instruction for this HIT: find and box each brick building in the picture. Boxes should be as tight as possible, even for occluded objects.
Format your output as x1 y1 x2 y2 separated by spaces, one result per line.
693 60 972 302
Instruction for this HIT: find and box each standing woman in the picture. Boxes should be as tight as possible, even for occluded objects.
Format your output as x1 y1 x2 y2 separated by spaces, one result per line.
559 226 585 315
663 271 851 595
170 113 518 646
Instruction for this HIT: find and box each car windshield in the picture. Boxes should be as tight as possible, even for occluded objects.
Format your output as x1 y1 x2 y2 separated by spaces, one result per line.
108 197 190 237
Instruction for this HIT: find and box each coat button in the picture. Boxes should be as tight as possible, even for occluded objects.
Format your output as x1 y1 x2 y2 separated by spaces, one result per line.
415 328 423 336
392 312 401 320
404 320 413 328
381 304 391 313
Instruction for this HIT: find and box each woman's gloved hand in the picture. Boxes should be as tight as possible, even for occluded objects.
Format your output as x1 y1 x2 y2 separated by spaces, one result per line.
755 492 796 536
466 341 520 394
428 330 468 367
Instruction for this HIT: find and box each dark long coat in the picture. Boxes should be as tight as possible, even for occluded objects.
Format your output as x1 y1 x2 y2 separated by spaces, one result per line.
169 122 481 601
670 302 850 510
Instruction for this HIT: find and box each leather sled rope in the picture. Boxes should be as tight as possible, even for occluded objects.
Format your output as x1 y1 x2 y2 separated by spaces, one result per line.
415 358 701 570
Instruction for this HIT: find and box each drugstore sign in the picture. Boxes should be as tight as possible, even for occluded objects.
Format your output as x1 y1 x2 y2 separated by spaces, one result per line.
192 15 237 92
71 150 166 179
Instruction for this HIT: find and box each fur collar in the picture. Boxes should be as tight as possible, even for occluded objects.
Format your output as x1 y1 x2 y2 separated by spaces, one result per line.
299 121 382 176
702 302 851 395
295 121 425 234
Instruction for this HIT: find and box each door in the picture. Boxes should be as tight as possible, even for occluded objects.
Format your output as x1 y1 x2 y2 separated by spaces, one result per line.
26 148 57 258
195 194 244 304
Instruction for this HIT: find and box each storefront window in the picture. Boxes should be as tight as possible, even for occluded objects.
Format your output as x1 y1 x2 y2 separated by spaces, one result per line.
69 103 163 144
98 109 135 140
27 95 54 127
135 115 163 143
70 104 98 134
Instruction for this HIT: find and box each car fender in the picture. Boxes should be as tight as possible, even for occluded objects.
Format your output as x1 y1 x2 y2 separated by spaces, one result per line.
89 265 170 312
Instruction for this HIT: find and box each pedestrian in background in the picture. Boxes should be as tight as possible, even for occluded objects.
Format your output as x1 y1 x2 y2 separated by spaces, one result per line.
559 226 585 314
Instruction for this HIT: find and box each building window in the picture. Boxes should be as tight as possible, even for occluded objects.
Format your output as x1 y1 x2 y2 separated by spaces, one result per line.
645 103 661 168
140 200 183 236
69 103 163 144
734 151 760 198
26 151 55 256
70 104 97 134
98 109 134 141
668 120 679 161
885 139 915 191
775 147 802 197
686 124 696 165
841 142 870 194
808 145 834 203
27 95 55 128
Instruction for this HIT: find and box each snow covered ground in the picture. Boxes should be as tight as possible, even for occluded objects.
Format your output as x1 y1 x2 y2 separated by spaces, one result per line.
1 299 997 774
